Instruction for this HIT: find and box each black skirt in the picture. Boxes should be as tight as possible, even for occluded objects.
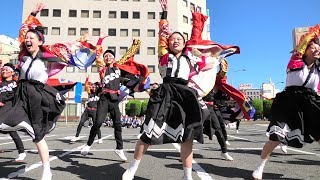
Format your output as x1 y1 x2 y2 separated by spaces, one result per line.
267 86 320 148
0 80 65 142
140 77 204 145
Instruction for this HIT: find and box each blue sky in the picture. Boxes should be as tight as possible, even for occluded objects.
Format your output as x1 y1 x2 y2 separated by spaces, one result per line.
1 0 320 90
207 0 320 90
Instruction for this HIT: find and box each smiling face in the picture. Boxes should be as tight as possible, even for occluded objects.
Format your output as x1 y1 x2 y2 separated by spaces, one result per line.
103 53 116 65
1 66 14 79
168 33 185 55
304 41 320 61
24 31 42 54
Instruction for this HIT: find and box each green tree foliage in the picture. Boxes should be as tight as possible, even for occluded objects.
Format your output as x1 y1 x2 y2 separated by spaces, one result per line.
263 100 273 118
125 100 142 117
251 99 263 116
140 99 149 116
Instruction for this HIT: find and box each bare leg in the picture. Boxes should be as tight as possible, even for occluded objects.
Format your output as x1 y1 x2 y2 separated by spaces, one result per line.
180 140 193 180
260 140 280 159
123 139 150 180
134 139 150 160
35 139 52 180
252 140 280 180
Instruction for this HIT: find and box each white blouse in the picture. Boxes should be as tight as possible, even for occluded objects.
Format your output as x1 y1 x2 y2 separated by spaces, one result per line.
19 56 49 83
286 64 320 92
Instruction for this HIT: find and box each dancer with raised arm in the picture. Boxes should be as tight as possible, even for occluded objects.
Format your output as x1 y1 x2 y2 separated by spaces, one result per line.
252 24 320 180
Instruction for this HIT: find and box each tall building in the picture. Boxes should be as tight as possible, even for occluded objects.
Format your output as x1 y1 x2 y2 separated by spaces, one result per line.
238 84 262 100
292 26 309 49
22 0 208 117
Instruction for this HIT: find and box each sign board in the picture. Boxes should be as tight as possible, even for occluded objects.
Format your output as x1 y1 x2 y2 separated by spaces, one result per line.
239 84 252 90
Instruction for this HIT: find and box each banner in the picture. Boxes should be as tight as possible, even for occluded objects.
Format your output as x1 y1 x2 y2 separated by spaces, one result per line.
74 82 82 103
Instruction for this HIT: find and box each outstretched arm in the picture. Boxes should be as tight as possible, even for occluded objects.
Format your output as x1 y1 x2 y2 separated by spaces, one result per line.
117 39 141 65
158 0 171 64
95 32 108 68
18 3 45 44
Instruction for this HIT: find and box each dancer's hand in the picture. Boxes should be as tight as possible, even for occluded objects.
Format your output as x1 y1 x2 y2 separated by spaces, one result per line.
32 3 45 15
160 0 167 11
82 31 91 41
99 32 108 39
0 102 4 107
132 38 140 45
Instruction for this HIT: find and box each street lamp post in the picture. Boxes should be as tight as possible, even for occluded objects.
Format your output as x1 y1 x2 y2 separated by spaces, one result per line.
272 81 284 98
230 69 246 86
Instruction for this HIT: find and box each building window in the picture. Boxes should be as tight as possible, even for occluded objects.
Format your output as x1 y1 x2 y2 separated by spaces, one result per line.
120 29 128 37
91 65 98 73
66 66 75 72
109 11 117 18
148 0 155 2
80 28 89 35
109 0 117 1
183 0 188 7
81 10 89 18
148 12 155 19
92 28 100 36
132 29 140 37
108 46 117 55
183 15 188 24
52 9 61 17
183 32 188 40
121 11 128 18
133 0 140 1
190 3 195 11
159 12 163 19
121 0 128 1
40 9 49 17
68 28 76 36
51 27 60 35
69 10 77 17
148 65 155 73
9 59 19 65
43 27 48 35
147 47 155 55
197 6 202 13
78 69 87 73
93 10 101 18
147 29 155 37
108 28 116 36
120 47 128 55
64 104 77 116
132 12 140 19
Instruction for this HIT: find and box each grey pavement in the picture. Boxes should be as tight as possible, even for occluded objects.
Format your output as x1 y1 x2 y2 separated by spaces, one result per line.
0 121 319 180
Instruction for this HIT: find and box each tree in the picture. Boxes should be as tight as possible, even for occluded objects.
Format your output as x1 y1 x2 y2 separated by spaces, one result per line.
251 99 263 119
125 100 142 117
263 100 273 119
140 99 149 116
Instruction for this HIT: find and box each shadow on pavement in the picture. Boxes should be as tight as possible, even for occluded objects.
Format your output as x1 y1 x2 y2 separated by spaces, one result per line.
166 163 304 180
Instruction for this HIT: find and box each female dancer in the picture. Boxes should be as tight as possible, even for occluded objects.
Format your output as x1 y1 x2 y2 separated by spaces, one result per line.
70 80 102 144
252 25 320 179
0 63 26 162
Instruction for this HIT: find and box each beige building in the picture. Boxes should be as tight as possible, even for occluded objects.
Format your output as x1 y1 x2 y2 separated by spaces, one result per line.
22 0 208 117
292 26 309 49
0 35 20 66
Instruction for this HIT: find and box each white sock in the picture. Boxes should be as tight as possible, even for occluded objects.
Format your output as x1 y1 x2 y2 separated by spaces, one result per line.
256 159 267 171
43 162 51 171
183 167 192 179
127 159 141 173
